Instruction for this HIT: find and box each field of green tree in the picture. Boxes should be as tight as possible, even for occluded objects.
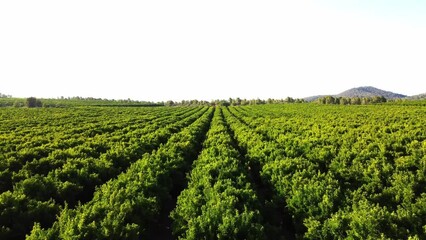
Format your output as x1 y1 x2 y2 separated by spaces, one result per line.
0 102 425 239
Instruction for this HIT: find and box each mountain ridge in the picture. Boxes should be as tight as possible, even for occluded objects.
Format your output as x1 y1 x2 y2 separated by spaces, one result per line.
304 86 407 102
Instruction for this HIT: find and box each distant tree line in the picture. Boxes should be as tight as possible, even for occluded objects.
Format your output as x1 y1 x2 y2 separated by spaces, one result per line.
163 97 305 107
3 97 306 108
56 96 160 105
0 92 12 98
317 96 387 105
5 96 162 108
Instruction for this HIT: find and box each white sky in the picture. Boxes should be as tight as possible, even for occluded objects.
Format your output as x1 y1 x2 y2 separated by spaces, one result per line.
1 1 425 101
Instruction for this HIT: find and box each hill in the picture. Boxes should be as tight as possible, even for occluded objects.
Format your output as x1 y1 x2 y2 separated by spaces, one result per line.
336 86 406 99
303 95 327 102
407 93 426 100
304 86 406 102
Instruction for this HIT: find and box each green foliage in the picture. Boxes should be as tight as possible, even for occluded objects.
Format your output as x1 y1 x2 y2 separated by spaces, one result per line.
24 107 213 239
171 108 265 239
317 95 388 105
1 106 208 239
226 104 426 238
0 102 425 239
26 97 42 108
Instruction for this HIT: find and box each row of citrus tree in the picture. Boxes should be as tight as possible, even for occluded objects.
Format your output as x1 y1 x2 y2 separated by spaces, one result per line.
26 107 213 239
0 106 207 239
2 102 425 239
171 107 266 239
226 104 426 239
